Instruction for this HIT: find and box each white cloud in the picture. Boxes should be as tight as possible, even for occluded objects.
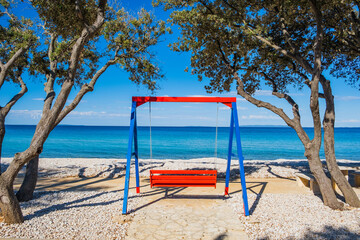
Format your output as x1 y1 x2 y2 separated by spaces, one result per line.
141 107 163 111
255 90 273 96
69 111 127 118
287 92 305 96
151 116 168 119
338 119 360 123
335 96 360 101
107 113 128 117
254 90 304 97
186 95 207 97
69 111 104 116
9 110 128 120
171 115 213 121
219 106 247 111
193 116 213 120
242 115 281 120
32 98 44 101
9 110 42 119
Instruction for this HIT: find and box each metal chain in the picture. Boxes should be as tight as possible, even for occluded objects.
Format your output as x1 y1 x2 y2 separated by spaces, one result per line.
149 102 152 160
214 102 219 169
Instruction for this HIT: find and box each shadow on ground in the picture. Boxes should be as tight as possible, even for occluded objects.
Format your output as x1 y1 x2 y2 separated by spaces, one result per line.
258 225 360 240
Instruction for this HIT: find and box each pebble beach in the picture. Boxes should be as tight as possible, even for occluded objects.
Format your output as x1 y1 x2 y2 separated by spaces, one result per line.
0 157 359 239
2 157 359 179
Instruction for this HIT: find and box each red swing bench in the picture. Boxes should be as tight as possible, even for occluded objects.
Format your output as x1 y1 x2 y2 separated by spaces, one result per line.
122 96 249 217
150 170 217 188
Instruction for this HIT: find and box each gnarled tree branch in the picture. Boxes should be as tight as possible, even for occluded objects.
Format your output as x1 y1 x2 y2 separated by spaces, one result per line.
54 58 116 126
43 34 58 115
0 47 27 88
49 0 107 118
1 76 28 116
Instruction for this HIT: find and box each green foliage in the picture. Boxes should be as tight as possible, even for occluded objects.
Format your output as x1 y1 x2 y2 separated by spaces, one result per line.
32 0 99 38
323 0 360 89
156 0 360 93
29 1 165 90
103 8 167 90
0 0 37 83
0 0 10 9
26 0 103 85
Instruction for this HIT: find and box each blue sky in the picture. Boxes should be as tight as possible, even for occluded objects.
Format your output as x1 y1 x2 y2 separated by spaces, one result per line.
1 0 360 127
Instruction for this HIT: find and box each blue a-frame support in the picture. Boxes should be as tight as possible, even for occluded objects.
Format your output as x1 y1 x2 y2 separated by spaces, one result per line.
122 97 249 216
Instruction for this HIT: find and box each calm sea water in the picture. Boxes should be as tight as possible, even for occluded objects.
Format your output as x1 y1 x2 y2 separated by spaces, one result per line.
2 125 360 160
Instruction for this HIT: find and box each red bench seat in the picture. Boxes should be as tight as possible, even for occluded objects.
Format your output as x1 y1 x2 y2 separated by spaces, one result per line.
150 170 217 188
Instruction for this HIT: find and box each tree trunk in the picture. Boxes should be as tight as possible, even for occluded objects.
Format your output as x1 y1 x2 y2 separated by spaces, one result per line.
321 78 360 207
0 146 41 223
16 156 39 202
305 146 344 209
0 175 24 223
0 115 5 173
323 126 360 207
233 72 344 210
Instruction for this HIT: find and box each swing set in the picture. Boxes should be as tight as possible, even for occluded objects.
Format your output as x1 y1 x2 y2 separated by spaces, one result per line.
122 96 249 216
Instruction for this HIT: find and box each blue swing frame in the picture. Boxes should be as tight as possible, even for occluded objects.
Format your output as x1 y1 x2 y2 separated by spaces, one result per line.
122 96 249 216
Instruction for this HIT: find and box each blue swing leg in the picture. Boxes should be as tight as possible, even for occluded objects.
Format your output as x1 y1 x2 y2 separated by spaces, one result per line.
225 108 234 196
134 110 140 194
232 102 250 216
122 101 137 215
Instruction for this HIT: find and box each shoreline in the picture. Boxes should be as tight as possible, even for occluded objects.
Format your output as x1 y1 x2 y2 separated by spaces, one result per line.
2 157 359 179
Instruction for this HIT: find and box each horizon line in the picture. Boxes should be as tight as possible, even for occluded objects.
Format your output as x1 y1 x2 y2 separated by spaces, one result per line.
5 124 360 128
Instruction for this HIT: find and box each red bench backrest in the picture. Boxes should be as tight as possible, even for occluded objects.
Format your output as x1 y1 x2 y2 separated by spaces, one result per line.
150 170 217 188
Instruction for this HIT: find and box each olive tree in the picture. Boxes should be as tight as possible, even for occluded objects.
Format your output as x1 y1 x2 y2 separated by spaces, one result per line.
0 0 37 172
0 0 166 223
157 0 360 209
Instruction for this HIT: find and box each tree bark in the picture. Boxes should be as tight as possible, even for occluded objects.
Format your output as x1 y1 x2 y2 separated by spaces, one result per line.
0 175 24 223
320 77 360 207
305 145 344 209
0 141 45 223
0 114 5 173
304 0 342 210
16 156 39 202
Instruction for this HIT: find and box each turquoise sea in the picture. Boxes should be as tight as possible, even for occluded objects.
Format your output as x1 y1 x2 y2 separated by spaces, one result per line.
2 125 360 160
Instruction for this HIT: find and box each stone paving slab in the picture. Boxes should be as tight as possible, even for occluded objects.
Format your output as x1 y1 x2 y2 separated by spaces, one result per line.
125 185 249 240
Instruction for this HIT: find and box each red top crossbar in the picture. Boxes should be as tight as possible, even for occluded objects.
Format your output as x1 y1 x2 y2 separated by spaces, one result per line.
132 96 236 107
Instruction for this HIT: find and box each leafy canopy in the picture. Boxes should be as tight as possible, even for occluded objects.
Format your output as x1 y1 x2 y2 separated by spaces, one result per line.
103 8 167 90
30 0 166 90
0 0 37 83
156 0 360 93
